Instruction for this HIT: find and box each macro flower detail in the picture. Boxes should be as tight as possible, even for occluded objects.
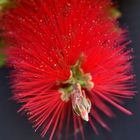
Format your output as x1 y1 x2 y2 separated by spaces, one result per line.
1 0 135 140
59 55 93 121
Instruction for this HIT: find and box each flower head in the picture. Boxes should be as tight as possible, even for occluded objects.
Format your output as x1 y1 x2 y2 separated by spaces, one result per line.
1 0 135 140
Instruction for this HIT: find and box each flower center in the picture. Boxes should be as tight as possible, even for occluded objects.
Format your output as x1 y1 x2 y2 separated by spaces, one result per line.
59 55 94 121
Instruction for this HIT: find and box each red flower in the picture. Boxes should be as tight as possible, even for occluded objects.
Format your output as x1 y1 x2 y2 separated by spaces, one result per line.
2 0 135 140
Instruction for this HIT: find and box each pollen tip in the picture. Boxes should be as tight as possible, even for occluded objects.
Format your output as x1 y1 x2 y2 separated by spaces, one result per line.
81 111 89 122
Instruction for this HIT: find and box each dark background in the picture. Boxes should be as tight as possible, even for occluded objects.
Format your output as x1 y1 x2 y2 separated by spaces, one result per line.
0 0 140 140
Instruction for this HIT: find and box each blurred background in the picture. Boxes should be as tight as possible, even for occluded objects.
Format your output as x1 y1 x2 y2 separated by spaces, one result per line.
0 0 140 140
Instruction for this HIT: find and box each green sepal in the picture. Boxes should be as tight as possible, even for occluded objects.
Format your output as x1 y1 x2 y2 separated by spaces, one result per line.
0 54 6 67
0 0 16 10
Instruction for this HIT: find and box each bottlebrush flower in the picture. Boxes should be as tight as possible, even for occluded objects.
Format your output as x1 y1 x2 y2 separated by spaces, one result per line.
1 0 135 140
